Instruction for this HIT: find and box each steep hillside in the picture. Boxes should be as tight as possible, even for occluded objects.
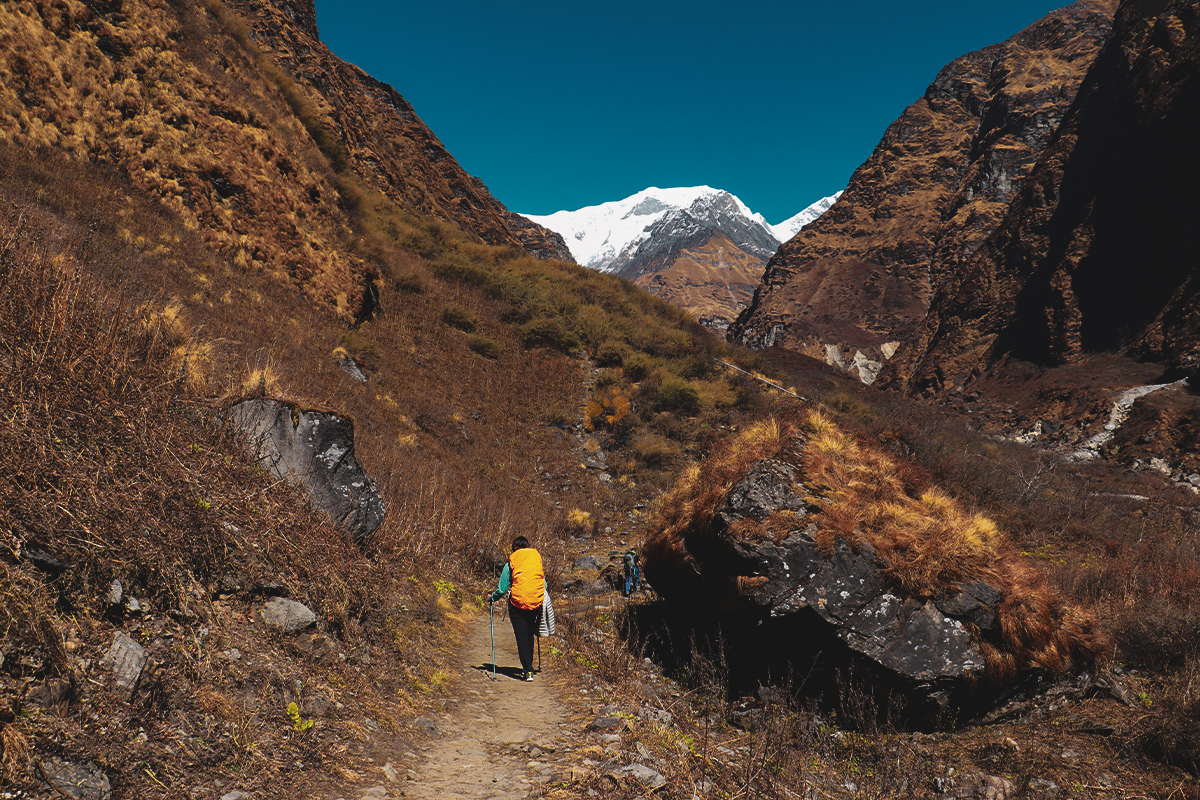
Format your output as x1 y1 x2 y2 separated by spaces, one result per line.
728 0 1116 380
221 0 574 263
0 0 568 330
887 0 1200 394
635 230 767 331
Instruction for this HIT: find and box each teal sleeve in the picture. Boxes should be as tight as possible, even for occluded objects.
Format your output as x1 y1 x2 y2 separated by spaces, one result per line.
490 564 511 602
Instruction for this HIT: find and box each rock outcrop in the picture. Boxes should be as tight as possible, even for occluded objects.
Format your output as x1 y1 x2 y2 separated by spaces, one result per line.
728 0 1116 379
885 0 1200 394
228 399 385 543
643 414 1108 719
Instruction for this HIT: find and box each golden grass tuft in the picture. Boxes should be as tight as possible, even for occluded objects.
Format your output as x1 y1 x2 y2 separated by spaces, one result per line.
240 365 281 397
1 725 30 784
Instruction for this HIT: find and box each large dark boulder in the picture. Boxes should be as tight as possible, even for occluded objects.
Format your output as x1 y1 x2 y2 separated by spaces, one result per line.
228 399 385 543
642 413 1108 721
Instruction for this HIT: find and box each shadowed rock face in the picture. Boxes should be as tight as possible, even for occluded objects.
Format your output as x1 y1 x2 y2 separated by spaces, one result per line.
728 0 1115 379
885 0 1200 394
229 399 385 543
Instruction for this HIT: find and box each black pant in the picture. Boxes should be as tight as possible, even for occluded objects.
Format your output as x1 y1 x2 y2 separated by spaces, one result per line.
508 603 542 673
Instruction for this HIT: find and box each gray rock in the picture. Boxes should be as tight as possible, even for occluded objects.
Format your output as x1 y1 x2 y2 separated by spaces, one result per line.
107 579 123 605
26 678 71 707
619 764 666 790
100 631 147 701
637 706 673 727
580 578 612 596
946 773 1016 799
228 399 386 543
220 793 250 800
411 716 439 737
586 716 625 732
337 356 368 383
38 758 111 800
935 581 1000 631
259 598 317 632
763 533 986 683
646 450 1016 717
716 459 805 529
573 555 602 571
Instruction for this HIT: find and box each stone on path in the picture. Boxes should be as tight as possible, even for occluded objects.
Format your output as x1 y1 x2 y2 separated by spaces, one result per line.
100 631 147 701
38 758 111 800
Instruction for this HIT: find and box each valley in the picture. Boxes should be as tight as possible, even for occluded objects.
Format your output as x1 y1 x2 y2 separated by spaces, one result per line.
1 0 1199 798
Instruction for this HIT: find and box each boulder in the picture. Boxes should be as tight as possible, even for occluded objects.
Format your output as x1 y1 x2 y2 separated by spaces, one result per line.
572 555 602 571
643 414 1108 721
259 598 317 633
227 399 385 543
37 758 111 800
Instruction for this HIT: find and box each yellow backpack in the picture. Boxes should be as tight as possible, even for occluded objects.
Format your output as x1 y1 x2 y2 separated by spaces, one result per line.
509 548 544 610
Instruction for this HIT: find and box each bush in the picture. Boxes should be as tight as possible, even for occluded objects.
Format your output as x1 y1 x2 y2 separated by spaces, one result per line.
394 272 424 294
657 377 701 415
430 254 493 289
594 370 622 390
623 352 655 382
521 317 581 353
595 339 630 368
468 336 498 360
631 433 682 468
441 304 477 333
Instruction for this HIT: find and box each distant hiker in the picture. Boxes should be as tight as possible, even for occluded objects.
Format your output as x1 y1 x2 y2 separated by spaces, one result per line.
488 536 545 681
623 549 641 596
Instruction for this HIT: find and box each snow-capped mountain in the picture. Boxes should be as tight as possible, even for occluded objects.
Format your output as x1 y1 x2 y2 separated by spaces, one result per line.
520 187 838 277
769 191 843 243
519 186 841 331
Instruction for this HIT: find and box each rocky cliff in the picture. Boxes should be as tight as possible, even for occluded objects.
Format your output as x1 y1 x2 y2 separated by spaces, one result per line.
885 0 1200 395
728 0 1116 380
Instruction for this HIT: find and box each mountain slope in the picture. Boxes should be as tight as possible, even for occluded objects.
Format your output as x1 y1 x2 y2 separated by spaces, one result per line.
0 0 569 329
728 0 1116 380
222 0 574 263
523 187 839 329
886 0 1200 395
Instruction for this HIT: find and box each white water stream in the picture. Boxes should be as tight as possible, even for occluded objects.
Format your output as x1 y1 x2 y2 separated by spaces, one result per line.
1069 378 1188 461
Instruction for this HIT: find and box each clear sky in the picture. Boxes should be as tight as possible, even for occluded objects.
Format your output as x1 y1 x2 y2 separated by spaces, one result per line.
315 1 1064 223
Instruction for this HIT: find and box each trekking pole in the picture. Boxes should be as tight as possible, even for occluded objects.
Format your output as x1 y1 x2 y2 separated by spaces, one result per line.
537 635 541 672
489 600 496 682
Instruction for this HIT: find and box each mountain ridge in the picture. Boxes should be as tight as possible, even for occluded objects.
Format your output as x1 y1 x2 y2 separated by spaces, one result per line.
522 186 840 329
727 0 1117 380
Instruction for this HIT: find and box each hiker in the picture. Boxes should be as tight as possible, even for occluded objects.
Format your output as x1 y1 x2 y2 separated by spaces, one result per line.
623 549 641 596
488 536 545 681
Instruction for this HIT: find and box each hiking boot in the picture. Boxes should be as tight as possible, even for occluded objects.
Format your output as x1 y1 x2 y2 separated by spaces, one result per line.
524 671 534 682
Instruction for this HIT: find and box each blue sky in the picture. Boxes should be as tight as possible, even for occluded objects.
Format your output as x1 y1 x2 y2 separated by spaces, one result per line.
316 1 1064 223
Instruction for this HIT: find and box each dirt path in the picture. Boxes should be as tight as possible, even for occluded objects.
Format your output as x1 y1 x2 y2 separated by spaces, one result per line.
343 611 574 800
